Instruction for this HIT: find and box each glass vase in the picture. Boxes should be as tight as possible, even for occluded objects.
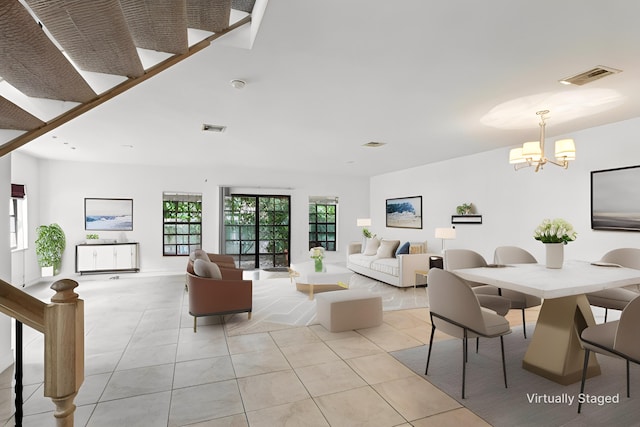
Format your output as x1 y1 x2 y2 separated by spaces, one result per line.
314 258 323 272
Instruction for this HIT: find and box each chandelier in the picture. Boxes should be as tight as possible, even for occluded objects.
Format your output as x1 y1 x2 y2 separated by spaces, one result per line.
509 110 576 172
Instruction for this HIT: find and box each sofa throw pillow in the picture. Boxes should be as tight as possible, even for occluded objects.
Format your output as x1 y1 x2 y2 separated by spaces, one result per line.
193 258 222 279
396 241 410 256
376 240 401 259
363 237 381 256
190 249 210 263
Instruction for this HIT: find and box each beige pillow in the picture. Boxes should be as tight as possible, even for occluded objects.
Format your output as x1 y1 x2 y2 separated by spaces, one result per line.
193 259 222 279
376 240 401 259
190 249 210 263
363 237 381 256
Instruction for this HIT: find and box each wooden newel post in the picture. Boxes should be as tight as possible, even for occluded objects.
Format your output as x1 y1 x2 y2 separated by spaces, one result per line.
44 279 85 427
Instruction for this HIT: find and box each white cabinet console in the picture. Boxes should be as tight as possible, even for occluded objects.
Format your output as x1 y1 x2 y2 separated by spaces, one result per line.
76 243 139 275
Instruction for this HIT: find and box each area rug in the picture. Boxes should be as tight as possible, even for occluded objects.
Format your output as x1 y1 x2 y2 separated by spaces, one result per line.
391 326 640 427
224 273 428 336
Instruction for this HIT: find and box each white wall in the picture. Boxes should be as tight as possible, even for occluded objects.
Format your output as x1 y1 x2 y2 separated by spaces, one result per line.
30 159 369 277
0 155 14 372
370 117 640 263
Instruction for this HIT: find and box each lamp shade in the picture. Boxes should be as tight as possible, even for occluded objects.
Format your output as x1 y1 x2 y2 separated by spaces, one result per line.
357 218 372 227
522 141 542 161
434 227 456 240
555 139 576 160
509 147 526 164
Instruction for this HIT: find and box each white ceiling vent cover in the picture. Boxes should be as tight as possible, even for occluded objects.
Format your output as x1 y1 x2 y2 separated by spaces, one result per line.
202 124 226 132
560 66 622 86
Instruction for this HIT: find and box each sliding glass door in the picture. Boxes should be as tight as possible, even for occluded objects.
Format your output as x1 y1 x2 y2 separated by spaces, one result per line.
223 194 290 269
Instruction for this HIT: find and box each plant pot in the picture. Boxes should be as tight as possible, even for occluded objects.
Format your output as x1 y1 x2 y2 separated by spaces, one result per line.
545 243 564 269
41 266 54 277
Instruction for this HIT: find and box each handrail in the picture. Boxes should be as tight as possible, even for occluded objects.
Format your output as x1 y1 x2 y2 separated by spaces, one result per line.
0 279 46 332
0 278 84 426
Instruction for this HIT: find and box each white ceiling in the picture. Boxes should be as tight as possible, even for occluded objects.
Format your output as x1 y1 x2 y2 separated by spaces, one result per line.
15 0 640 177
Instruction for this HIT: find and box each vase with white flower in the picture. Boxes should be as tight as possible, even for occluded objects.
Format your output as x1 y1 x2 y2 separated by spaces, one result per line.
533 218 577 269
310 246 326 272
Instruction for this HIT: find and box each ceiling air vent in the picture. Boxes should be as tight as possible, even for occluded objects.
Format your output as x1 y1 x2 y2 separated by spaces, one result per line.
202 124 226 132
363 141 386 148
559 66 621 86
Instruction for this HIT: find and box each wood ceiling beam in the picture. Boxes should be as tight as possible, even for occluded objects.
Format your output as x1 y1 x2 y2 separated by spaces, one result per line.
0 15 251 159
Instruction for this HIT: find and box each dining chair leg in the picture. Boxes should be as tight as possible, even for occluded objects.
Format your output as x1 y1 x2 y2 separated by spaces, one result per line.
425 323 436 375
500 335 507 388
521 308 527 339
626 359 630 398
476 337 479 353
462 328 468 399
578 348 591 413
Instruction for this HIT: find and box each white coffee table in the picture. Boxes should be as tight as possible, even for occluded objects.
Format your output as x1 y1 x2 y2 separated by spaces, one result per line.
290 262 353 300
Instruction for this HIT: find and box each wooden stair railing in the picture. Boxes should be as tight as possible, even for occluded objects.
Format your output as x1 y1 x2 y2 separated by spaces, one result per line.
0 278 84 427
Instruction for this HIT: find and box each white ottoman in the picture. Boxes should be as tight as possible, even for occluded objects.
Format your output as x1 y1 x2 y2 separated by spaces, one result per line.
315 290 383 332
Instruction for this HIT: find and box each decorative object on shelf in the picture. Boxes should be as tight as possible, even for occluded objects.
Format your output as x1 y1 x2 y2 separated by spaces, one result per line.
434 227 456 253
533 218 577 269
386 196 422 229
35 223 66 276
85 198 133 231
509 110 576 172
310 246 325 272
456 203 474 215
591 164 640 232
451 215 483 224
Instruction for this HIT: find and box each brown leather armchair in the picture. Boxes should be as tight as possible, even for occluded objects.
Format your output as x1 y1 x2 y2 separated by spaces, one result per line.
186 258 252 332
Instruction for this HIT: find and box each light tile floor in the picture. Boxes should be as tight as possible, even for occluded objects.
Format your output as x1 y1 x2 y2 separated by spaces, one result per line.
0 272 542 426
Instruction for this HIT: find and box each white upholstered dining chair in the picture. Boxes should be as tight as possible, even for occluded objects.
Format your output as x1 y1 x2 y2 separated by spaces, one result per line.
443 249 511 317
578 294 640 413
586 248 640 322
493 246 542 338
425 268 512 399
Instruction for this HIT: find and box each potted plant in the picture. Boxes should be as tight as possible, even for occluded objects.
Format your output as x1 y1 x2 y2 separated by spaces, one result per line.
533 218 577 269
35 223 66 276
456 203 473 215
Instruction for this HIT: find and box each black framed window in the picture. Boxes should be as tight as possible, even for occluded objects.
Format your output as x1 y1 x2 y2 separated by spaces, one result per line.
163 192 202 256
309 197 338 251
10 184 27 250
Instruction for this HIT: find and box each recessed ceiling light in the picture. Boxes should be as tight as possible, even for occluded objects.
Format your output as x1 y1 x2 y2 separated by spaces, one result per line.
230 79 246 89
363 141 386 148
202 124 226 132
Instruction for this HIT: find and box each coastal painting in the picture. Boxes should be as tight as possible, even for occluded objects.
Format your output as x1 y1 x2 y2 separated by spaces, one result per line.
591 165 640 231
386 196 422 229
85 198 133 231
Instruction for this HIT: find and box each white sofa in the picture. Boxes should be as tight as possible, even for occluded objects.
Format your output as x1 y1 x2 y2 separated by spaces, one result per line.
346 240 430 288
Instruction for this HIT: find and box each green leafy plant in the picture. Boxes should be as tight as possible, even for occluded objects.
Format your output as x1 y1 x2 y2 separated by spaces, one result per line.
533 218 577 244
456 203 473 215
35 223 66 274
86 233 99 240
362 227 373 238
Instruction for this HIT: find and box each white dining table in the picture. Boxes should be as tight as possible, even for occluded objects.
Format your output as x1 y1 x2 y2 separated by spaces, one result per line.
452 260 640 385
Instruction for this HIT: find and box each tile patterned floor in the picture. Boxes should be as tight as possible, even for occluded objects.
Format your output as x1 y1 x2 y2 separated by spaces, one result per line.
0 272 540 426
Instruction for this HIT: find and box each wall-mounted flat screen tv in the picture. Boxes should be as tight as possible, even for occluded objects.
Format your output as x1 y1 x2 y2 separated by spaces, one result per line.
591 165 640 231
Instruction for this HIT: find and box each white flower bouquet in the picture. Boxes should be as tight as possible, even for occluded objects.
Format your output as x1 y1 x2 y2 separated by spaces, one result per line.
533 218 577 244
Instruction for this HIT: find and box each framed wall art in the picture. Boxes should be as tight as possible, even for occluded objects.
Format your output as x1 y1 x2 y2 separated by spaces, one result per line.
85 198 133 231
591 165 640 232
386 196 422 229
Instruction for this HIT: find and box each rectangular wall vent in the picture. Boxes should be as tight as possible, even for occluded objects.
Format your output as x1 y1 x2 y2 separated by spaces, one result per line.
559 66 621 86
202 124 226 132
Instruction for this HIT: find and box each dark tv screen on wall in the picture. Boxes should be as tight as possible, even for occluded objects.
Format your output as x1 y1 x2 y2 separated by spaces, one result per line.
591 165 640 231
